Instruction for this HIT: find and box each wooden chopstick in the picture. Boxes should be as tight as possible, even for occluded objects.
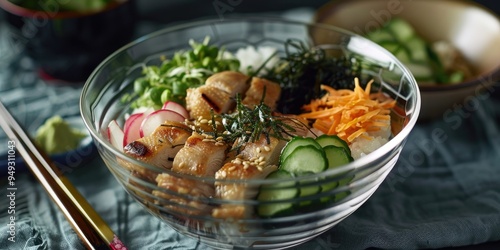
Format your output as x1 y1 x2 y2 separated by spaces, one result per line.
0 100 127 250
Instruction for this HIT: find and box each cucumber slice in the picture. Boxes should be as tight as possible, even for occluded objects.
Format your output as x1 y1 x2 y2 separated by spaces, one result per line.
319 145 353 203
281 145 327 174
257 170 298 218
406 37 428 62
315 134 351 155
280 137 322 164
297 172 321 208
323 145 353 169
320 174 354 204
366 28 394 43
333 175 354 202
364 17 463 84
386 18 415 42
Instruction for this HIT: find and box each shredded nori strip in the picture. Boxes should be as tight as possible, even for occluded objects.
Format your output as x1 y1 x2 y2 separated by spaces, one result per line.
216 93 307 153
262 39 363 114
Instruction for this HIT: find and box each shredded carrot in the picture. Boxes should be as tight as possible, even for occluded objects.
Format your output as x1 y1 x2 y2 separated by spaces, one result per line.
299 78 396 143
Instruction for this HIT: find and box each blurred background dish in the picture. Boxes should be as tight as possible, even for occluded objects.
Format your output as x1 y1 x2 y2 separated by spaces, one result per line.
0 0 137 83
314 0 500 120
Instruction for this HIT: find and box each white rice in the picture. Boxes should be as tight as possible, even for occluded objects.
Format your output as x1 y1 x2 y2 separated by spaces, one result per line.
349 123 391 160
235 46 280 75
349 135 389 160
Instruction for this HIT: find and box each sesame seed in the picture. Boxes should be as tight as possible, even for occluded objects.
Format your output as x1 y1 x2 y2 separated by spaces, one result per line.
215 142 224 146
233 159 242 165
200 119 209 124
255 147 261 153
258 156 265 162
220 171 227 178
228 166 236 171
258 161 266 166
264 146 271 152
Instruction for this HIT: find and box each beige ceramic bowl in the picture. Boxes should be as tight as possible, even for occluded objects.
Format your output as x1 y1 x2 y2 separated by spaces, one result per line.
315 0 500 120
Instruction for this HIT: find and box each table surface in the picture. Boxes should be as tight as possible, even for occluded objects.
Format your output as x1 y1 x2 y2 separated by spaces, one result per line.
1 1 500 249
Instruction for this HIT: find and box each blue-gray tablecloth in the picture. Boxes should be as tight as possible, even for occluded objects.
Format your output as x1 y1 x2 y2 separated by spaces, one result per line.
1 10 500 250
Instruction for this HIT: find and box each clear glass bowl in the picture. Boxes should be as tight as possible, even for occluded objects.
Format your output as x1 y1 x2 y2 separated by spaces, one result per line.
80 18 420 249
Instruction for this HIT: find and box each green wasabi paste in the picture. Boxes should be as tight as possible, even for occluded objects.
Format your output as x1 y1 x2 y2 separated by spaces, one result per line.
35 116 86 154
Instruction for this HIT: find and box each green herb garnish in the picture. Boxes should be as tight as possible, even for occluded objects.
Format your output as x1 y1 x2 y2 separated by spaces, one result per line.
123 37 240 109
213 93 309 152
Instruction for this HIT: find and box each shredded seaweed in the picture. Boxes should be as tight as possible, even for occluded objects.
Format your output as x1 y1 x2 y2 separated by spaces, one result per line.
262 39 363 114
204 93 308 152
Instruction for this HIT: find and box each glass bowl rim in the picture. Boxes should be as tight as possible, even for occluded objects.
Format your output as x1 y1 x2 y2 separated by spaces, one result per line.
80 17 421 184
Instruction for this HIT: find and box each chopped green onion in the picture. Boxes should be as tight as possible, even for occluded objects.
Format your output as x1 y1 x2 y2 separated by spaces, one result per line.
127 36 240 109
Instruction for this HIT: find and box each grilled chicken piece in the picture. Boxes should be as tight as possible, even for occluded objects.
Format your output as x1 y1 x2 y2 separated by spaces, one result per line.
212 135 284 220
172 132 229 177
122 121 191 172
153 173 215 216
242 77 281 110
185 84 233 119
117 157 158 184
186 116 225 135
205 71 250 97
237 135 287 167
127 171 157 209
212 161 278 219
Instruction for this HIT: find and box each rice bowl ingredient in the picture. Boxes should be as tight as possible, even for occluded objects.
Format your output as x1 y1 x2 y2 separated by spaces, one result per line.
123 37 240 109
300 78 395 143
234 45 280 75
262 39 363 114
